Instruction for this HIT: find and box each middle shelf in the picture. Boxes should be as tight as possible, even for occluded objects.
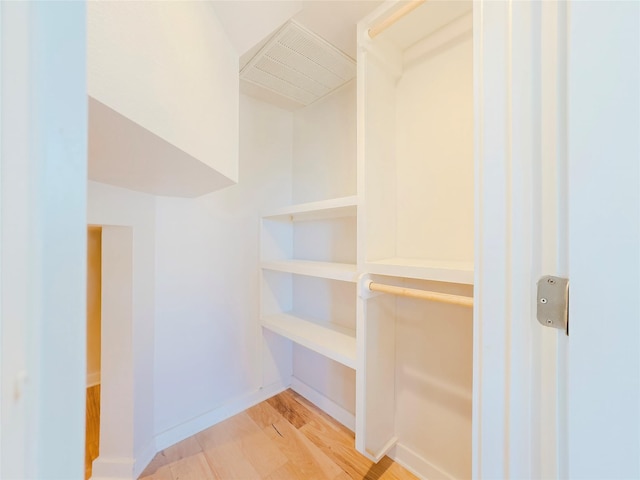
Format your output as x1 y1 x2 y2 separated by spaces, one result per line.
261 313 357 369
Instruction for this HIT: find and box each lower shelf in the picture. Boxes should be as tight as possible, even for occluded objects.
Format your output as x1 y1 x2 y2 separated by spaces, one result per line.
261 313 356 369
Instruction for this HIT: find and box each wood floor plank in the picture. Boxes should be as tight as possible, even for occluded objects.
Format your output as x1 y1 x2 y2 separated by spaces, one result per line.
266 389 316 428
196 412 258 449
85 385 100 480
169 452 217 480
163 436 203 461
332 471 353 480
288 390 418 479
141 436 203 477
289 389 355 437
140 464 173 480
264 462 308 480
196 412 287 477
246 399 283 429
202 441 262 480
362 455 418 480
300 415 376 480
139 390 419 480
264 417 343 480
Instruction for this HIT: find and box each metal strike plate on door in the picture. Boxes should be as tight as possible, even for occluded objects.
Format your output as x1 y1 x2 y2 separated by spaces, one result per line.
537 275 569 334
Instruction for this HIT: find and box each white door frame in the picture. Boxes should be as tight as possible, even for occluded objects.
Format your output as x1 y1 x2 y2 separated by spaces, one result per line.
0 2 87 478
474 1 565 477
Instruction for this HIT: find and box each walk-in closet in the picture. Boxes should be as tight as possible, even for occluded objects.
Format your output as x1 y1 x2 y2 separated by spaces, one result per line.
255 1 475 477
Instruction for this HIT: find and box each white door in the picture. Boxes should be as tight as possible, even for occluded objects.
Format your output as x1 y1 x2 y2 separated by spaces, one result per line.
564 1 639 478
474 1 639 478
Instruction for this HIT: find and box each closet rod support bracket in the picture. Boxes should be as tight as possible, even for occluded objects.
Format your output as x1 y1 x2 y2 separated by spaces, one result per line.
359 274 382 300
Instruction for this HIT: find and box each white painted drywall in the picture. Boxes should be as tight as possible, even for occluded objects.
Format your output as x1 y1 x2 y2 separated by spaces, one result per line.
394 280 473 479
88 98 235 198
153 95 292 439
293 81 357 203
289 82 358 416
0 2 87 478
87 1 239 194
395 35 474 264
87 181 157 478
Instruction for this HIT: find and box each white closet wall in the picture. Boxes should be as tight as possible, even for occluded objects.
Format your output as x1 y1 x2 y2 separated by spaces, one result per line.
154 95 292 440
394 279 473 479
392 32 473 480
395 36 473 263
292 81 357 203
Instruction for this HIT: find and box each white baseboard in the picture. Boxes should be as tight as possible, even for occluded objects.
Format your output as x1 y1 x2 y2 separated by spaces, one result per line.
133 439 157 479
388 443 455 480
96 379 454 480
154 381 288 453
290 376 356 432
90 456 135 480
289 378 454 480
87 372 101 388
91 384 288 480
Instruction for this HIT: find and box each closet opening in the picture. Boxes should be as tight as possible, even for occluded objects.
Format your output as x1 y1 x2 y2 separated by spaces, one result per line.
86 225 135 479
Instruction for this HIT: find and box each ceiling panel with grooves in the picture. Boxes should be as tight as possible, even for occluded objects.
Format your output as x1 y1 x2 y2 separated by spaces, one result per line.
240 20 356 107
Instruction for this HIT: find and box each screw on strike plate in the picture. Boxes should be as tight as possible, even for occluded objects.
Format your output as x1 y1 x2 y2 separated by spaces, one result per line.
547 278 556 284
540 298 547 304
546 319 553 325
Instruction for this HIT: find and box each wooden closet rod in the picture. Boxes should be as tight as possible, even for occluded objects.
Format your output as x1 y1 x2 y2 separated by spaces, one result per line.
368 0 426 39
368 281 473 307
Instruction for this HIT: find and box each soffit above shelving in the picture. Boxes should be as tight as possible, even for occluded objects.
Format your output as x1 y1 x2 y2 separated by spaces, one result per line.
88 97 235 197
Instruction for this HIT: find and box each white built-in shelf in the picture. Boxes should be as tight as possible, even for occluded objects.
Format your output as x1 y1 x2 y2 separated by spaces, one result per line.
366 257 474 285
262 313 356 369
262 260 358 283
263 195 357 222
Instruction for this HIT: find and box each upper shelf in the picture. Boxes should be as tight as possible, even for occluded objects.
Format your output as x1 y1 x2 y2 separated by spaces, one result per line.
364 0 472 51
263 195 357 222
366 257 473 285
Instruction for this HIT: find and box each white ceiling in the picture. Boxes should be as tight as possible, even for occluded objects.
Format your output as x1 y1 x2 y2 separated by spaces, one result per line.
211 0 383 60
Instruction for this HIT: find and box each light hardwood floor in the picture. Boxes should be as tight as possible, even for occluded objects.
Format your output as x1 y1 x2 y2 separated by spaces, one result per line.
139 389 418 480
85 384 101 480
